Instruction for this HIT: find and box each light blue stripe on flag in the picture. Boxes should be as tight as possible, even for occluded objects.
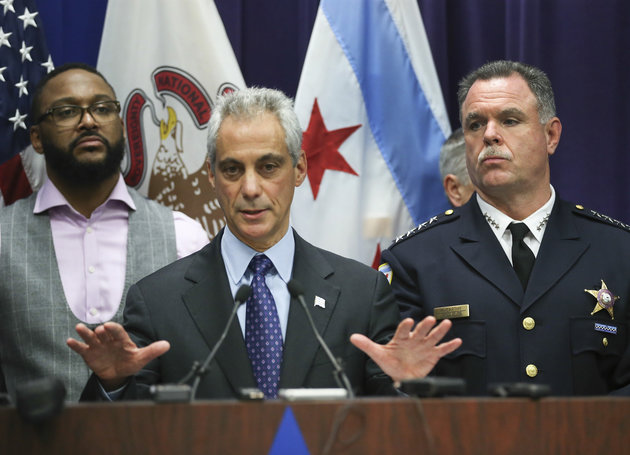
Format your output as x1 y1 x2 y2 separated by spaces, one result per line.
321 0 447 224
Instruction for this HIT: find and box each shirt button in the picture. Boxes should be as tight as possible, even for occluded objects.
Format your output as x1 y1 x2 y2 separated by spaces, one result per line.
522 317 535 330
88 266 95 273
602 337 609 347
526 364 538 377
87 227 93 234
89 308 99 316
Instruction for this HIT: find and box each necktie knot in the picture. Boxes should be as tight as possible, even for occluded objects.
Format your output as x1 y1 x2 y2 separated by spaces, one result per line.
508 222 530 241
249 254 273 276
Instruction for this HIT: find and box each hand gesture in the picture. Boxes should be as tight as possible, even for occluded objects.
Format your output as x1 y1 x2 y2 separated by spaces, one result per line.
350 316 461 382
67 322 170 390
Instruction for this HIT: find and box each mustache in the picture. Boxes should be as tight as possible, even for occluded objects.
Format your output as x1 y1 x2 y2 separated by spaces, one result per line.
69 132 109 150
477 146 511 164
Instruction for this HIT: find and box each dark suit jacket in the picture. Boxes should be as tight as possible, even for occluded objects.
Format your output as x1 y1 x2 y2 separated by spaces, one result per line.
82 229 398 400
382 196 630 396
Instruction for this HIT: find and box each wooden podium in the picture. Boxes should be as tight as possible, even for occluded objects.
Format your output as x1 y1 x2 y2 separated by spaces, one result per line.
1 397 629 454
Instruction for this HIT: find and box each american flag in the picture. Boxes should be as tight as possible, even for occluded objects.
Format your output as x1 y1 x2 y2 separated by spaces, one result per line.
0 0 52 206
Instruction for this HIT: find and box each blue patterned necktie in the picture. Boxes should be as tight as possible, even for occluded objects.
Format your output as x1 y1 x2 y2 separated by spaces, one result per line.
245 254 283 398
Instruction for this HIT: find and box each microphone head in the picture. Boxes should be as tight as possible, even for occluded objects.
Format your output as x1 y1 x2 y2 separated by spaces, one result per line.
16 377 66 423
234 284 252 303
286 279 304 298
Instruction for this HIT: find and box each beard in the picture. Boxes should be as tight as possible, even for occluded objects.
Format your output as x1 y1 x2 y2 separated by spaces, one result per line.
42 132 125 186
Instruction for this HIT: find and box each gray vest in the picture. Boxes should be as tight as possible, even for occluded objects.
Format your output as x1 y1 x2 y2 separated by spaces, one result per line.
0 189 177 401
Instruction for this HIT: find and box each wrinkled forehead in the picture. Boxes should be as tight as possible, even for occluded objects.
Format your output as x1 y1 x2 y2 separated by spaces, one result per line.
463 75 537 116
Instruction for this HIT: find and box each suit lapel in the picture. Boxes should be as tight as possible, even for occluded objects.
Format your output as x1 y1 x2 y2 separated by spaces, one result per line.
522 200 588 311
280 232 339 388
451 199 524 305
181 231 256 391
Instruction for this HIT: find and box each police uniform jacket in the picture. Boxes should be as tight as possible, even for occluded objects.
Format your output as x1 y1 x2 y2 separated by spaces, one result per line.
381 196 630 396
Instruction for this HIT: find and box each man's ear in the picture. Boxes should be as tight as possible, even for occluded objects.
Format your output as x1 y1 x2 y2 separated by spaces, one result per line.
30 125 44 155
545 117 562 156
294 150 307 187
443 174 472 207
206 159 216 188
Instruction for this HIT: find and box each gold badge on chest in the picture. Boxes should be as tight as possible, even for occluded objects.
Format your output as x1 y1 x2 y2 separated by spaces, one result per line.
585 279 619 320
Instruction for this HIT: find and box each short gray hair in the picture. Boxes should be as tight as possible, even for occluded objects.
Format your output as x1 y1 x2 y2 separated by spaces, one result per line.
439 128 470 185
457 60 556 124
207 87 302 171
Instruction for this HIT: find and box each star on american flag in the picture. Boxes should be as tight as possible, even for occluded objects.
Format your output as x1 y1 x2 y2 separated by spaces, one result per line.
0 0 53 205
0 0 16 15
17 6 36 29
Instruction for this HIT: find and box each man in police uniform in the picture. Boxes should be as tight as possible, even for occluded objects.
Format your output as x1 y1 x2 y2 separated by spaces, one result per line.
381 60 630 395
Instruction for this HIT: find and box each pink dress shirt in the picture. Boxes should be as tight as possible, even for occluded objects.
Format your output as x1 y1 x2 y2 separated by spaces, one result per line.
28 175 209 324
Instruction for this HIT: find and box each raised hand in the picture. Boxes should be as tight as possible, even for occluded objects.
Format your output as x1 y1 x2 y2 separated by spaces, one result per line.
67 322 170 390
350 316 462 382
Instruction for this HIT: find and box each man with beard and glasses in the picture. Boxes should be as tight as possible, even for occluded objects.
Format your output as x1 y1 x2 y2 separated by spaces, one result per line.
0 63 209 402
380 60 630 396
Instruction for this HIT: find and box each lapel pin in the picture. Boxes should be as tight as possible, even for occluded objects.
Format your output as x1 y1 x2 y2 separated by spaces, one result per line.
585 279 619 320
314 296 326 309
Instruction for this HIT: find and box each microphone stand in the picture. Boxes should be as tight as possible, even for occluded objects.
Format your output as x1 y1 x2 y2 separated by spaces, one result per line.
287 279 355 399
151 284 252 402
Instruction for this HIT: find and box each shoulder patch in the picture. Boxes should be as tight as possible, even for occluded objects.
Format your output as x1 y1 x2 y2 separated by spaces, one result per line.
573 204 630 233
390 208 460 247
378 262 393 284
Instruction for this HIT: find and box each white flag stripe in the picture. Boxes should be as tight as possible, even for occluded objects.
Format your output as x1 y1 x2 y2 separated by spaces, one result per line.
20 145 45 190
292 0 449 265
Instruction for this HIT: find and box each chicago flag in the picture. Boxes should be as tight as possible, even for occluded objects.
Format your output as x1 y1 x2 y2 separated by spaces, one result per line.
97 0 245 238
291 0 451 266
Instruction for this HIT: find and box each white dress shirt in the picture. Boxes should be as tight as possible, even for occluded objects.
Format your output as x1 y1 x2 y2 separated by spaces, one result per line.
477 185 556 263
220 225 295 340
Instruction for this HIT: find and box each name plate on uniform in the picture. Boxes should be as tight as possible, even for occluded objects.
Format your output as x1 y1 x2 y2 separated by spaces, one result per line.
434 304 470 320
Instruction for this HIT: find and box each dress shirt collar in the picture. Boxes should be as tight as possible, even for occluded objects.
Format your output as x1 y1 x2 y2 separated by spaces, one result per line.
34 174 136 215
477 185 556 244
221 225 295 285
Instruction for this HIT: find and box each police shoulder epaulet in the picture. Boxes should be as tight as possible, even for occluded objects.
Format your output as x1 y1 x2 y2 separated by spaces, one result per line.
572 204 630 233
390 208 459 246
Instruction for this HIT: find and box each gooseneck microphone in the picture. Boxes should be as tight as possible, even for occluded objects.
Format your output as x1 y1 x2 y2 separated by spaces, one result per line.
152 284 252 402
286 279 355 399
188 284 252 400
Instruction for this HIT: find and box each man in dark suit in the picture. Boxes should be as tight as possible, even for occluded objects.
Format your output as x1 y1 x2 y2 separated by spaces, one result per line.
381 60 630 396
68 87 461 400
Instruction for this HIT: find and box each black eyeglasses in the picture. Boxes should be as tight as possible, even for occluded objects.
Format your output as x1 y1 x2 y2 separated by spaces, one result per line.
36 100 121 127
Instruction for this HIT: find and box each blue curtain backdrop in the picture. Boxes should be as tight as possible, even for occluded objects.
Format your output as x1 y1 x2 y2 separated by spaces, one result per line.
36 0 630 223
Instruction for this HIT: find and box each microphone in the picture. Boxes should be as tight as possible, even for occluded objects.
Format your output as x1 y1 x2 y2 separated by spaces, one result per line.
286 279 355 399
15 377 66 423
151 284 252 402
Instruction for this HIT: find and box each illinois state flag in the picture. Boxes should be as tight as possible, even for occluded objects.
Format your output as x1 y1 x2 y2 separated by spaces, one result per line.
97 0 245 238
291 0 451 266
0 0 49 207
